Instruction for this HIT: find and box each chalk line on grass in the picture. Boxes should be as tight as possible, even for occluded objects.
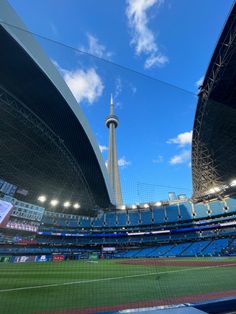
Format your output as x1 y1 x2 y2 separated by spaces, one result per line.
1 262 236 293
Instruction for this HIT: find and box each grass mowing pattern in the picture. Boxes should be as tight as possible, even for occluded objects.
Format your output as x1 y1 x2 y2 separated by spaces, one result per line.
0 258 236 313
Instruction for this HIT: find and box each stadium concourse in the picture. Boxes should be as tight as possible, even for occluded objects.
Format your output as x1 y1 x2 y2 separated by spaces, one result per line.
1 0 236 314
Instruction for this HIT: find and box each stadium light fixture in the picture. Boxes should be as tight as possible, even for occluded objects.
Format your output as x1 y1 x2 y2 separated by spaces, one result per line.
208 186 221 194
38 195 47 203
143 203 149 208
222 184 229 190
63 201 71 208
73 203 80 209
154 201 162 207
230 179 236 187
50 199 59 207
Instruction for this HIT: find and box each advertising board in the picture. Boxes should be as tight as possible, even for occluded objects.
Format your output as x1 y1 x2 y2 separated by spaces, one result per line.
53 255 64 261
36 255 50 262
13 256 36 263
0 199 13 227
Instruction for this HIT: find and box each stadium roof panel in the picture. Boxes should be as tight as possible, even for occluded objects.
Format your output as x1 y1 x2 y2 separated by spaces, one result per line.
192 2 236 199
0 0 116 214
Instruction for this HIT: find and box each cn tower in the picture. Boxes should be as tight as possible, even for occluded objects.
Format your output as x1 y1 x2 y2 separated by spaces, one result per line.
105 95 123 206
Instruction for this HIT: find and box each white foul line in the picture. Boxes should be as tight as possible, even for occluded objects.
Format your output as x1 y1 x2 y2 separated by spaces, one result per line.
1 262 236 293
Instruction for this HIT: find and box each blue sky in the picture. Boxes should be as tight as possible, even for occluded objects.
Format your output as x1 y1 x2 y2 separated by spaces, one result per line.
8 0 234 204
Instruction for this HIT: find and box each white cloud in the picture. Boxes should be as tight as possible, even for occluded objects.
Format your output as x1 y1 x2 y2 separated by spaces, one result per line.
131 84 137 94
99 145 108 153
118 156 131 168
114 78 122 99
63 68 104 105
196 76 204 88
53 61 104 105
167 130 192 147
152 155 164 164
80 34 112 59
105 157 131 168
168 131 192 166
126 0 168 69
50 22 58 36
115 101 123 110
145 53 168 69
170 150 191 165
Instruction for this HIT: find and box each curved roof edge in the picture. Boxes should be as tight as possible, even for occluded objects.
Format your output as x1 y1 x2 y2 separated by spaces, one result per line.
0 0 116 205
199 1 236 92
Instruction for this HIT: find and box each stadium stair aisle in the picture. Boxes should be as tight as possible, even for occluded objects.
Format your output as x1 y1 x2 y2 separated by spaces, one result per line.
129 248 144 257
221 238 235 255
135 247 157 257
146 246 160 257
181 240 210 257
201 238 230 256
164 242 190 257
149 244 174 257
177 242 193 256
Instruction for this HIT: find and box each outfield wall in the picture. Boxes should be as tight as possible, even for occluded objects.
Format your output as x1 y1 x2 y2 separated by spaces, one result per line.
0 252 102 263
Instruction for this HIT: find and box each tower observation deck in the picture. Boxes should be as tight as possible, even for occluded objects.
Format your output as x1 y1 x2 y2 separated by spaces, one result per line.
105 95 123 206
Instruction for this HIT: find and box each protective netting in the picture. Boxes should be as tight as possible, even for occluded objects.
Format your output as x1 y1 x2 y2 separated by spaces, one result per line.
0 1 236 313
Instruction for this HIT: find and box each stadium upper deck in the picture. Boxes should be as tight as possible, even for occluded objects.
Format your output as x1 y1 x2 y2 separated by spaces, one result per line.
0 0 115 215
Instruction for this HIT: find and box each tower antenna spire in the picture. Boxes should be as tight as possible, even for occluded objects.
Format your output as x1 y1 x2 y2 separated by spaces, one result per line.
110 94 114 114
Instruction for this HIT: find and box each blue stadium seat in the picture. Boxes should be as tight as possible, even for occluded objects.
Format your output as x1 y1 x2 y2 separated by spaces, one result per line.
153 206 166 224
201 238 230 256
194 203 208 219
105 212 117 227
79 217 91 228
226 197 236 213
117 212 127 226
181 240 210 257
124 249 141 258
179 202 193 221
140 210 152 225
128 211 139 225
135 247 157 257
149 244 174 257
69 220 78 228
92 215 104 227
166 205 179 223
166 242 191 257
208 200 224 216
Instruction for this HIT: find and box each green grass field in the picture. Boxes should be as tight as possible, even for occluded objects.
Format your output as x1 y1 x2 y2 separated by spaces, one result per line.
1 257 236 314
